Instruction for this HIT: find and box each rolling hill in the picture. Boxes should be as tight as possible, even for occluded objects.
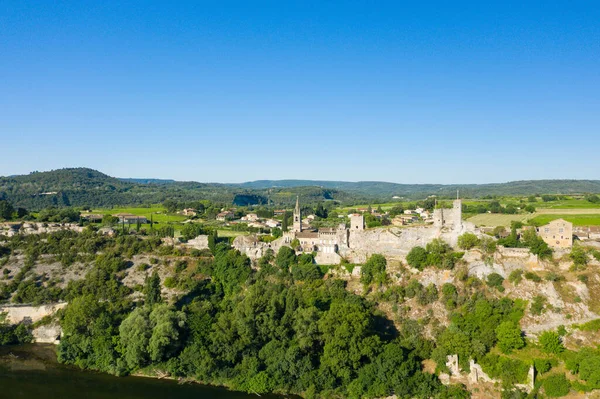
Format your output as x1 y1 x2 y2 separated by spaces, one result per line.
1 168 600 210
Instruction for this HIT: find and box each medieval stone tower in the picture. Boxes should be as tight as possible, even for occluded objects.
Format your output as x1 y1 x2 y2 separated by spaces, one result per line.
293 196 302 232
433 199 463 230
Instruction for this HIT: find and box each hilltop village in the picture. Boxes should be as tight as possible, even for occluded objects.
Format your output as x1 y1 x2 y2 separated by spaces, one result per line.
2 189 600 399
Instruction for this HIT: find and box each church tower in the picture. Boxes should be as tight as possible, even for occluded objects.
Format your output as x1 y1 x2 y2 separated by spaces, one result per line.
293 196 302 232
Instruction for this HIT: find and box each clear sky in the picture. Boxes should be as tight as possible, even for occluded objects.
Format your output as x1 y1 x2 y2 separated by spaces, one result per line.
1 1 599 184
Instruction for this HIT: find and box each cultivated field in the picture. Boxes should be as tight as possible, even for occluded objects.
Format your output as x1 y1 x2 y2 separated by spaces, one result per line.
91 206 187 223
466 213 531 227
529 214 600 227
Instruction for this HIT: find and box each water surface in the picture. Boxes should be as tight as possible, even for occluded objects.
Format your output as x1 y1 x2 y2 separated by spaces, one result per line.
0 345 281 399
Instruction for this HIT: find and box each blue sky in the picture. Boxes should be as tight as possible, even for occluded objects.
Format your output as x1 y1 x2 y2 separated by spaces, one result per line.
1 1 599 184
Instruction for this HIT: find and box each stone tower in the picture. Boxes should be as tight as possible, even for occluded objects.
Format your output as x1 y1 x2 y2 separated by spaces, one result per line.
293 196 302 232
350 214 365 231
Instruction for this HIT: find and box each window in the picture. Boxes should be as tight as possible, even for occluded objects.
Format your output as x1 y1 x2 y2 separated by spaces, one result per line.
559 228 564 233
545 228 550 233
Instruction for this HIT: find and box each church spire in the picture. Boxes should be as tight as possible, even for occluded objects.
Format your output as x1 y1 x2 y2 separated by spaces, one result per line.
293 196 302 232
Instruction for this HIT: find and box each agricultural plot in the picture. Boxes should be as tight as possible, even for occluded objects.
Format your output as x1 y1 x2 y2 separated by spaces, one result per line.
466 213 531 227
92 206 187 223
529 214 600 227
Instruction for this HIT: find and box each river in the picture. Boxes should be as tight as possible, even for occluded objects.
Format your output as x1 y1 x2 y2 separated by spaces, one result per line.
0 345 285 399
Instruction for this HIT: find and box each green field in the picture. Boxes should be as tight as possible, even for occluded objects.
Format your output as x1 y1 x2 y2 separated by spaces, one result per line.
533 199 600 209
217 230 249 238
90 206 187 223
529 214 600 227
466 213 531 227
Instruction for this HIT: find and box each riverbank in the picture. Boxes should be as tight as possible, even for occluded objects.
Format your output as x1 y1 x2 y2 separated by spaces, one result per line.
0 344 286 399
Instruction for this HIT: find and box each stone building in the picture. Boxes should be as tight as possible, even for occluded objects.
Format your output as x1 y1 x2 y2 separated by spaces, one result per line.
537 219 573 248
350 213 365 231
433 199 463 230
283 197 357 255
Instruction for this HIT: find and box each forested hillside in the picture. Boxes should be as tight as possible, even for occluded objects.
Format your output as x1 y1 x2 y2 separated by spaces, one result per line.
2 168 600 210
237 179 600 199
0 168 360 210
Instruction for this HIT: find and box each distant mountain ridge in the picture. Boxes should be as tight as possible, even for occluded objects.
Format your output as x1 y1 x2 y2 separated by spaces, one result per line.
119 178 176 184
0 168 356 209
234 179 600 198
1 168 600 210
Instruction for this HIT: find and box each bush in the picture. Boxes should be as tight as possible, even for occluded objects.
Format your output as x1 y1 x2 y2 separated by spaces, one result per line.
530 295 546 316
416 283 438 305
524 272 541 283
486 273 505 291
496 321 525 354
360 254 387 286
570 245 588 269
508 270 523 285
534 358 552 374
406 246 428 270
479 236 497 255
457 233 479 250
542 373 570 397
163 276 176 288
539 331 564 354
545 272 564 282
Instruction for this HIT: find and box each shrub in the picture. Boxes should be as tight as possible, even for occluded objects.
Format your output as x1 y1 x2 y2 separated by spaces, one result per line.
524 272 541 283
508 270 523 285
479 236 497 255
539 331 564 354
570 245 588 269
530 295 546 316
360 254 387 286
163 276 176 288
406 246 428 270
417 283 438 305
457 233 479 250
441 283 457 298
405 279 423 298
534 358 552 374
545 272 564 282
542 373 570 397
486 273 505 291
578 319 600 332
496 321 525 354
136 263 150 272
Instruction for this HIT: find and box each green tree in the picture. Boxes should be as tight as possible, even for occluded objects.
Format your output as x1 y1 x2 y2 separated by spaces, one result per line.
570 245 588 268
495 322 524 354
275 246 296 271
360 254 387 286
457 233 479 250
539 331 564 354
163 200 178 213
486 273 505 291
144 270 162 307
586 194 600 204
406 246 428 270
542 373 570 397
119 307 151 369
148 304 186 362
319 300 380 383
0 201 15 220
